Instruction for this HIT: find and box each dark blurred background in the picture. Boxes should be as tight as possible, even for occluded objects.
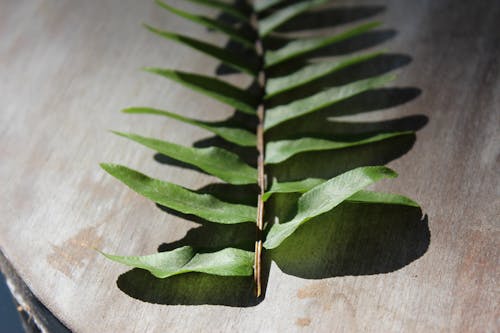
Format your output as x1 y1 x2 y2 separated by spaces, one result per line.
0 271 24 333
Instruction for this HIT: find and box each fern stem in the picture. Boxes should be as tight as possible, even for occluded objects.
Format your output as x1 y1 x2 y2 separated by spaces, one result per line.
251 5 267 298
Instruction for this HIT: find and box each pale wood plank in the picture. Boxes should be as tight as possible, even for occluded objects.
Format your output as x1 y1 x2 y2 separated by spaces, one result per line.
0 0 498 332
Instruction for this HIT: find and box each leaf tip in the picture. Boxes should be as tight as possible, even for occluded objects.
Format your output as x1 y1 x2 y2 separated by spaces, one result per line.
367 21 383 29
379 166 398 178
142 23 154 32
121 108 134 114
409 200 421 208
109 129 127 138
142 67 163 75
93 246 106 255
99 162 115 173
385 72 398 82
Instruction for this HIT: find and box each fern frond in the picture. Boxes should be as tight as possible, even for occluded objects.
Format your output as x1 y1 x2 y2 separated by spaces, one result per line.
100 0 422 298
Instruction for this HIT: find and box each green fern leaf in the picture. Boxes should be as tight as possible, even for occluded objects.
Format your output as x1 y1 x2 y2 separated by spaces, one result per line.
265 22 380 67
347 190 420 207
112 131 257 185
258 0 330 37
263 177 418 208
254 0 286 12
265 132 412 164
144 25 258 75
155 0 255 48
263 177 325 201
101 246 254 278
123 107 256 147
265 73 395 130
144 67 258 114
264 166 398 249
100 164 256 224
265 51 383 98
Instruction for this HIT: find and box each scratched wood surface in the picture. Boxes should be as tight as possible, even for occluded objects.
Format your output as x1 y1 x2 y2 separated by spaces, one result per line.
0 0 499 332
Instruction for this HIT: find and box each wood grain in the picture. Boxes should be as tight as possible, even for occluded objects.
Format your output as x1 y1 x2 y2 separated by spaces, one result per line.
0 0 498 332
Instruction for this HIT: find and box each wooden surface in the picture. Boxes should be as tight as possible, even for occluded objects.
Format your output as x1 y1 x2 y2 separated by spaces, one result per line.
1 0 499 332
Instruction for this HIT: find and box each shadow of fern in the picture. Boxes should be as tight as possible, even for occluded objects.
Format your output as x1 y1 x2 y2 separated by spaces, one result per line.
270 202 430 279
268 114 428 141
157 223 255 253
192 137 258 166
309 30 396 56
270 134 416 181
276 5 385 32
117 270 259 306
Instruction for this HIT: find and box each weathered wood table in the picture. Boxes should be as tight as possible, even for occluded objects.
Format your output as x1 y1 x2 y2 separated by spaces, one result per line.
0 0 498 332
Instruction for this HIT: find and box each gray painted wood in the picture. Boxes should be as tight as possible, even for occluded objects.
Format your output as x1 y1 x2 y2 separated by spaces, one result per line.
0 0 498 332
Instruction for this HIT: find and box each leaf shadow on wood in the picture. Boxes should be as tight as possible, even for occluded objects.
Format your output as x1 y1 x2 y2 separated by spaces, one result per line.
117 270 260 306
153 142 257 169
275 5 385 33
153 153 207 174
158 221 255 253
209 0 255 76
311 29 396 56
269 114 428 141
269 200 430 278
269 133 417 181
192 138 258 166
216 39 259 75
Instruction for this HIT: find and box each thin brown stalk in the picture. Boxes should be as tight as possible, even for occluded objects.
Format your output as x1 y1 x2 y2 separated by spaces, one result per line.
251 8 267 297
254 85 265 297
